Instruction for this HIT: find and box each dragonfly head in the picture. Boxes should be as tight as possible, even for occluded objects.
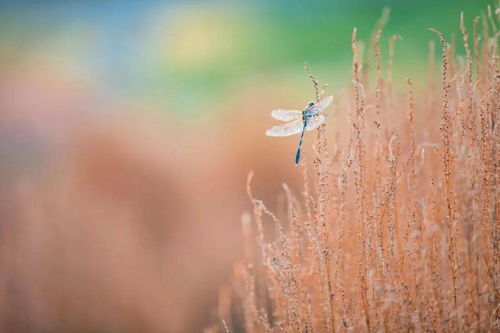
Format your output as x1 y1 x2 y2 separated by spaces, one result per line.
308 101 315 107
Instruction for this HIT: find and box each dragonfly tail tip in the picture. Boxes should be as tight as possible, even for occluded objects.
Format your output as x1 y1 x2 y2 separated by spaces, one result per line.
295 149 301 165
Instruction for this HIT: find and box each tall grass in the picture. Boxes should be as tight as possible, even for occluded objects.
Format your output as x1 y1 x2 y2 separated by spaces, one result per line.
207 6 498 332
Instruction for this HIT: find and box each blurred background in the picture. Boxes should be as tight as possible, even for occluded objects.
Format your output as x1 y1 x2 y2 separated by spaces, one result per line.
0 0 491 331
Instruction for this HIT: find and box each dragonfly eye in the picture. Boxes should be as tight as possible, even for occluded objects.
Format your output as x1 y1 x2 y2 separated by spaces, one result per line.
308 102 315 106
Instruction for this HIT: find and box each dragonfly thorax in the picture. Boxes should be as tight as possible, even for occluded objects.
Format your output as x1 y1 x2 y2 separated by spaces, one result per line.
302 109 316 121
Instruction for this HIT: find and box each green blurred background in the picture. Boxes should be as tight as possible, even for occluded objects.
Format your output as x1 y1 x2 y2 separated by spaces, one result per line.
0 0 491 120
0 1 493 332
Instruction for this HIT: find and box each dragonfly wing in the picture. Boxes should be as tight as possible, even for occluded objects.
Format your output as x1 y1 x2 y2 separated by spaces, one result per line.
271 109 302 121
311 95 333 114
266 119 303 137
305 114 325 131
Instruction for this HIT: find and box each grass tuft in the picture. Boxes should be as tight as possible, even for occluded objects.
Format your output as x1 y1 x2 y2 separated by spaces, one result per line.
206 5 499 332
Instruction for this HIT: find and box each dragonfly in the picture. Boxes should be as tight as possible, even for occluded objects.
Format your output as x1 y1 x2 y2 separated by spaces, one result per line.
266 95 333 165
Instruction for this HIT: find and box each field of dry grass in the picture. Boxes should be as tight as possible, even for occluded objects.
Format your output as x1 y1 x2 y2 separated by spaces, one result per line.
207 6 499 332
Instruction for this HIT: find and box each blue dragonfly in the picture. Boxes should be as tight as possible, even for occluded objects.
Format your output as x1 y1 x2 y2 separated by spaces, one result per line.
266 95 333 165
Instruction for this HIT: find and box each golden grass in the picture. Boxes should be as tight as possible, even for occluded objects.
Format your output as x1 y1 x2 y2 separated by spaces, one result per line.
207 6 499 332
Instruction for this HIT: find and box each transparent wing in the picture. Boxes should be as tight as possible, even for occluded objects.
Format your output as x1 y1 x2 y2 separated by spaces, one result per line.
310 95 333 114
266 119 303 137
305 114 325 131
271 109 302 121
